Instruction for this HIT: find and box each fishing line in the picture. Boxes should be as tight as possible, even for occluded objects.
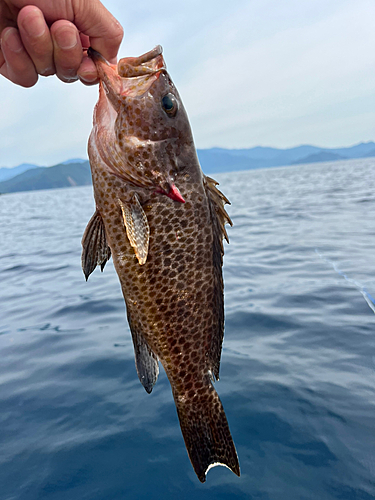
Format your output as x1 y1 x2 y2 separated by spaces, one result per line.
315 248 375 314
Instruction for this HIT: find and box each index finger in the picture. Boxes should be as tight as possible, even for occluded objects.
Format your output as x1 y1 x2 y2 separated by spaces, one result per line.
73 0 123 64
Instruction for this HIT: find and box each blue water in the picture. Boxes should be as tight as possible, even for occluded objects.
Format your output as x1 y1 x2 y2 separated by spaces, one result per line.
1 158 375 500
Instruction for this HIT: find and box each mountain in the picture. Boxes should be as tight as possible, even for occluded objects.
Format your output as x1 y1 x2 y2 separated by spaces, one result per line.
1 141 374 193
197 149 264 172
361 149 375 158
330 142 375 158
0 163 41 182
197 141 375 174
61 158 88 164
0 159 87 183
0 161 91 194
209 145 322 164
292 151 348 165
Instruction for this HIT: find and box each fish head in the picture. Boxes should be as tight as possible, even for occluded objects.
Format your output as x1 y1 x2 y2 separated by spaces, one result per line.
89 46 196 202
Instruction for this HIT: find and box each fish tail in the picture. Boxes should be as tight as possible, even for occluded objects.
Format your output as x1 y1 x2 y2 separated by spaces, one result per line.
173 381 240 483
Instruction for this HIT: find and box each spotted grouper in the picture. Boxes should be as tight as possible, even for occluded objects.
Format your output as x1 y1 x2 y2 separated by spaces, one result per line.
82 45 240 482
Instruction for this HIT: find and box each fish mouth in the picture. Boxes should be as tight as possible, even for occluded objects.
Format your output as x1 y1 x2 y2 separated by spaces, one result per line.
88 46 166 98
117 46 166 78
88 45 165 77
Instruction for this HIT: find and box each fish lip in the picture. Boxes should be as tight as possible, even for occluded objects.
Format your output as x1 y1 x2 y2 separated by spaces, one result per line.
134 45 163 64
87 45 163 67
118 46 166 79
87 47 109 65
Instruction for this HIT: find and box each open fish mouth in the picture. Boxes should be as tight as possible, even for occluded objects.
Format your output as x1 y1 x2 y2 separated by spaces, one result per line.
117 45 166 78
88 46 166 98
88 45 165 77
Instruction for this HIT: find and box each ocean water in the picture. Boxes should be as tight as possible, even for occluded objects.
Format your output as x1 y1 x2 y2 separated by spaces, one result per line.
1 157 375 500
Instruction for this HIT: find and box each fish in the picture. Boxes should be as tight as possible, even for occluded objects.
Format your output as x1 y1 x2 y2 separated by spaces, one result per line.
81 45 240 483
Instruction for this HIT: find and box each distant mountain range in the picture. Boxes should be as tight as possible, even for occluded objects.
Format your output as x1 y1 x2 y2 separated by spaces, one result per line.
0 161 91 193
0 163 41 182
196 141 375 172
0 142 374 194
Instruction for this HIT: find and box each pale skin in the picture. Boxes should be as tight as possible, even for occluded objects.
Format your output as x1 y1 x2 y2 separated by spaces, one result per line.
0 0 123 87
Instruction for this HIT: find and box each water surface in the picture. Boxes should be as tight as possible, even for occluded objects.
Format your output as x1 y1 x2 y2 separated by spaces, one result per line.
1 158 375 499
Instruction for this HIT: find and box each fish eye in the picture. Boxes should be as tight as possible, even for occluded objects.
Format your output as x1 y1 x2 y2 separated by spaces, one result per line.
161 93 178 117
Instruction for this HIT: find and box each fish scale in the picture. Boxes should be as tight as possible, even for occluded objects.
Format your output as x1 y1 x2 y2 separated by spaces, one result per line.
82 45 239 482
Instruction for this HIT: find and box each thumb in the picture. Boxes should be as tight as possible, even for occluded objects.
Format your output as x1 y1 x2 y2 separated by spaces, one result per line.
74 0 123 64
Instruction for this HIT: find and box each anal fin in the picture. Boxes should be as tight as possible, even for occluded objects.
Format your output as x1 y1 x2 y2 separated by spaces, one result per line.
130 327 159 393
119 194 149 265
81 210 111 280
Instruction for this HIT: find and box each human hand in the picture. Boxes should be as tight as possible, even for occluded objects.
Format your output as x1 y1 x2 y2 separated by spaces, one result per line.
0 0 123 87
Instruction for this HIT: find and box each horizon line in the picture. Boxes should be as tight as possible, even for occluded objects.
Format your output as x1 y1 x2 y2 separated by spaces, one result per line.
1 139 374 169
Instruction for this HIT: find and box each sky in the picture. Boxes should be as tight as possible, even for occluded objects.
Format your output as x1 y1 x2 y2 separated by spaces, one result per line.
0 0 374 167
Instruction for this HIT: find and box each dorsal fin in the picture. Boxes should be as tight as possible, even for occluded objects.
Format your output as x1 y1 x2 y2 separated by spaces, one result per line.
204 175 233 250
203 175 232 380
119 194 150 265
81 210 111 281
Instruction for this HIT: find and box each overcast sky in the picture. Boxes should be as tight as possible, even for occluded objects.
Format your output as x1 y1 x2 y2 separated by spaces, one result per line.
0 0 374 167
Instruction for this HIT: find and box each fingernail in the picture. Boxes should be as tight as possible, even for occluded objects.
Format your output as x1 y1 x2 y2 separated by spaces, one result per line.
79 73 97 83
3 28 23 53
22 12 45 38
62 75 79 83
54 27 78 50
40 66 54 76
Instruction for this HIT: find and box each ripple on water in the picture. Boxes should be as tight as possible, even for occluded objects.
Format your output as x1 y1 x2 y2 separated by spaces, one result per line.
1 162 375 499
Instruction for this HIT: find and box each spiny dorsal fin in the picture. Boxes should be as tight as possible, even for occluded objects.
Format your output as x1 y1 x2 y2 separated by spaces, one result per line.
119 194 150 265
203 175 232 381
204 175 233 249
81 210 111 281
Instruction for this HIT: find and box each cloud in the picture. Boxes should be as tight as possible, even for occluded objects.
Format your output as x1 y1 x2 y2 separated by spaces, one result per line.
0 0 374 166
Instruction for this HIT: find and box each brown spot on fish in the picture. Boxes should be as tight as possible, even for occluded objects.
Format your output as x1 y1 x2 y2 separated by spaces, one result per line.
82 45 239 483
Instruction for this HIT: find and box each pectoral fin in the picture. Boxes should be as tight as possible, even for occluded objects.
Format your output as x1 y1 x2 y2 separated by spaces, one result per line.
119 194 150 265
81 210 111 280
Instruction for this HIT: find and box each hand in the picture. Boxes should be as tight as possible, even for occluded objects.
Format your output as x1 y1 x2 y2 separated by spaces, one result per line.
0 0 123 87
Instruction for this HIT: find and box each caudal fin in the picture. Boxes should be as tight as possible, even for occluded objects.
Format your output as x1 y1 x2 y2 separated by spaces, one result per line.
173 383 240 482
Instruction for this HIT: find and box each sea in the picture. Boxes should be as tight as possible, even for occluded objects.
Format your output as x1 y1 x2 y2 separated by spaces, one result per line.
1 157 375 500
